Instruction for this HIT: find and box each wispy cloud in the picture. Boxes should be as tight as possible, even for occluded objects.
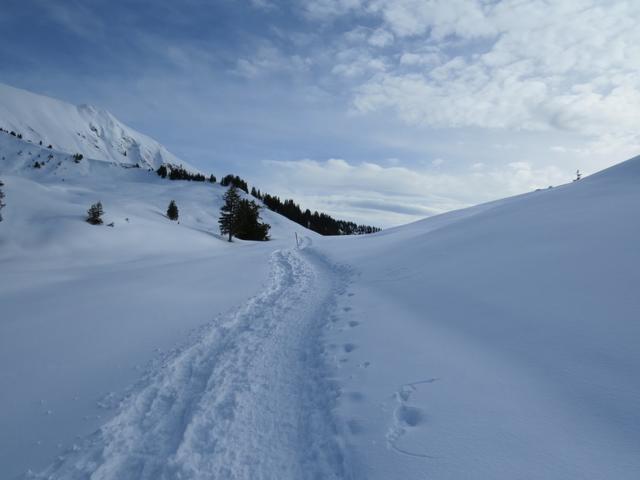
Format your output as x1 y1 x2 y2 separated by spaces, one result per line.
261 158 568 226
2 0 638 227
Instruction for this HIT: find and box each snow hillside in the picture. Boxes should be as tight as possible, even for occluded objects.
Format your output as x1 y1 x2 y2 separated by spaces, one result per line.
319 154 640 479
0 82 193 170
0 132 317 478
2 92 640 480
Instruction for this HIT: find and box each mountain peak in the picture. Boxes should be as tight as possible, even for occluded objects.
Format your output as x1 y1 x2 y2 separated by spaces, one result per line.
0 83 194 171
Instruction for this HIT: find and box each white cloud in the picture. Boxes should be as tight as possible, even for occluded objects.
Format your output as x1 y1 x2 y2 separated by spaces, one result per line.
368 28 394 47
331 47 387 77
234 44 311 78
263 158 569 227
343 0 640 154
302 0 365 19
369 0 495 39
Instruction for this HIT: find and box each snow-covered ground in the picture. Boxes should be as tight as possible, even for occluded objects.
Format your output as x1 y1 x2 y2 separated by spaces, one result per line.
319 156 640 479
2 87 639 479
0 83 193 170
0 132 314 478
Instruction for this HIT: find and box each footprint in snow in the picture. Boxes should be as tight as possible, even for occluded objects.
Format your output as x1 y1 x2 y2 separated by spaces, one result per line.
386 379 438 459
395 405 424 427
343 343 356 353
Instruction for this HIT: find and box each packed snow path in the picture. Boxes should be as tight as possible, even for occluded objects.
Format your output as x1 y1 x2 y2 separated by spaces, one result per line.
36 246 350 480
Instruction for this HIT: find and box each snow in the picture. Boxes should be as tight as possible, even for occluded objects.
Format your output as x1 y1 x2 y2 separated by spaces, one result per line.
34 247 350 480
2 85 640 479
0 83 193 170
319 155 640 479
0 131 315 478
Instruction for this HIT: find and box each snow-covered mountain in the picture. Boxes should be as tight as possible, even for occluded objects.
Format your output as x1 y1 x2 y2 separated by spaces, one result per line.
1 83 639 479
0 83 193 170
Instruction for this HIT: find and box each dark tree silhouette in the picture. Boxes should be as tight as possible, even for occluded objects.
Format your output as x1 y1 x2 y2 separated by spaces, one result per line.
86 202 104 225
219 185 241 242
0 180 5 222
156 163 208 182
167 200 179 221
220 175 248 193
234 199 270 241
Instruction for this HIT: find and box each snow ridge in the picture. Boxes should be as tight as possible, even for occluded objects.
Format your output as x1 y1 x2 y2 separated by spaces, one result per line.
35 246 350 480
0 83 193 170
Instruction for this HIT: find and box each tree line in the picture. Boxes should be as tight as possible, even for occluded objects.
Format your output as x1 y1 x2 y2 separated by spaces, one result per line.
251 188 380 236
155 164 381 236
157 164 215 183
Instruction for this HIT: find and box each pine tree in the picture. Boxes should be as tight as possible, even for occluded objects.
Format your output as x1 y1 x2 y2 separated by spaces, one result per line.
234 199 270 241
86 201 104 225
219 185 241 241
157 165 168 178
0 180 5 222
167 200 179 221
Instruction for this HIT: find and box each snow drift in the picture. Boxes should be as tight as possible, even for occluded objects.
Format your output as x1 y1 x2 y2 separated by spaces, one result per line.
321 154 640 479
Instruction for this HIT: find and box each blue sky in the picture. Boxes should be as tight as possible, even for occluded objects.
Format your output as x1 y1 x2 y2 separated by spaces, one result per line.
2 0 639 226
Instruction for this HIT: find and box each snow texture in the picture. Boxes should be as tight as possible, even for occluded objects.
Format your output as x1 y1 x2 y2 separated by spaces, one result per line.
2 85 640 479
34 247 350 480
0 83 193 170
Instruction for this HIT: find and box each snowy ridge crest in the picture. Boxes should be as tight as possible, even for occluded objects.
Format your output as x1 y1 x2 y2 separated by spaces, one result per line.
0 83 194 171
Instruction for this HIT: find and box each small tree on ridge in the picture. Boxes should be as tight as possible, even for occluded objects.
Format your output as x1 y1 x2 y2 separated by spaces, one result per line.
86 202 104 225
167 200 179 221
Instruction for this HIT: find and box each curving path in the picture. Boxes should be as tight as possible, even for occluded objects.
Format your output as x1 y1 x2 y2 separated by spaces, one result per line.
36 246 351 480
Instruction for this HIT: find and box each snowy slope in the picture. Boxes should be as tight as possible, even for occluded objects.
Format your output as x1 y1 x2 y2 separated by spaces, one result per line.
0 83 192 170
0 133 316 479
319 155 640 479
2 93 640 479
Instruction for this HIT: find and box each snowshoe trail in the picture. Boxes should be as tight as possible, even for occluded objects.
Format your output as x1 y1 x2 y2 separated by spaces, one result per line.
35 246 350 480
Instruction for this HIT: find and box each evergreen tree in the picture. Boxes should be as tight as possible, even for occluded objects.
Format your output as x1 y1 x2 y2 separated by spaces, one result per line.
167 200 179 221
157 165 168 178
218 185 241 241
86 201 104 225
0 180 5 222
234 199 270 241
220 174 248 192
209 174 216 183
